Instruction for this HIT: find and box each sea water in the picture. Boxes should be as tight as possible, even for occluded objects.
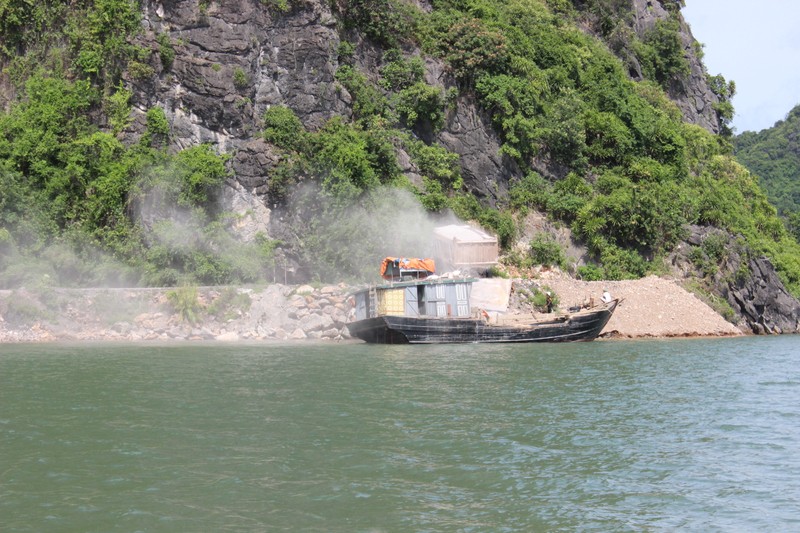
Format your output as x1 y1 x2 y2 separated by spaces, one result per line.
1 336 799 531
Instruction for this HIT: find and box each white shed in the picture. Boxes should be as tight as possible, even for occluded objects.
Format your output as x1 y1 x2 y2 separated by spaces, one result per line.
432 224 499 273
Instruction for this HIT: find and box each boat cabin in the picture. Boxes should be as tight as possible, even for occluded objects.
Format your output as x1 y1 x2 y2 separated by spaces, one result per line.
353 279 474 321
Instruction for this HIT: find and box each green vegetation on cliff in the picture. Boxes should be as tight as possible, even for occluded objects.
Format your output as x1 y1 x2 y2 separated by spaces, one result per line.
0 1 279 286
336 0 800 291
0 71 277 286
1 0 799 295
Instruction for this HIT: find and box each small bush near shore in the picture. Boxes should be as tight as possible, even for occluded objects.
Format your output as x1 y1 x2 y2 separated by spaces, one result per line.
166 285 203 324
207 288 252 321
1 290 51 326
529 234 567 270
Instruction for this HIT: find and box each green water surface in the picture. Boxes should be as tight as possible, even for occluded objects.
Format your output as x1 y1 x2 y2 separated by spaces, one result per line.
2 337 799 531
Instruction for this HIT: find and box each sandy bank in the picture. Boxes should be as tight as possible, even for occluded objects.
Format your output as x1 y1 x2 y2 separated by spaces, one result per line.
537 274 742 338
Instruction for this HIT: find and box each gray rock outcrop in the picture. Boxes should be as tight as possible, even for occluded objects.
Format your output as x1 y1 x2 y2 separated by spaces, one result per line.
672 225 800 334
723 256 800 334
438 95 521 205
629 0 721 134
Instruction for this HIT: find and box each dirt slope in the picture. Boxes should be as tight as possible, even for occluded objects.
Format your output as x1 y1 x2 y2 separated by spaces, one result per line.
537 273 742 338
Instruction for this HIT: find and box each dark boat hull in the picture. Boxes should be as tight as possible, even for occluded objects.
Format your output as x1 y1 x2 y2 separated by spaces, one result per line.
347 302 617 344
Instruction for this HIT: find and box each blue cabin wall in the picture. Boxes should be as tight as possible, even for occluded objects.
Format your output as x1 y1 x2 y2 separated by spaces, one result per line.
404 286 420 317
352 281 473 320
422 284 446 317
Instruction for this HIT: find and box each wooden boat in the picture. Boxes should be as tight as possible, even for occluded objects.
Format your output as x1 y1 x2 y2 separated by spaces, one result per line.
347 272 618 344
347 300 617 344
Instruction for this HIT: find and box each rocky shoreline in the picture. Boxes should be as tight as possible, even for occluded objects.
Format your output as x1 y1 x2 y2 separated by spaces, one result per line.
0 284 355 344
0 275 745 344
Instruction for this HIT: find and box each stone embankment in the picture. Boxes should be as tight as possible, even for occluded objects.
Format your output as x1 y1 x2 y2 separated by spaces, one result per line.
0 284 356 343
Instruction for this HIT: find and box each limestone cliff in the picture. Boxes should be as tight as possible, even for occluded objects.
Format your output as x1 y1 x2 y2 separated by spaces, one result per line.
2 0 796 331
117 0 797 331
128 0 519 208
670 226 800 334
127 0 718 209
628 0 721 134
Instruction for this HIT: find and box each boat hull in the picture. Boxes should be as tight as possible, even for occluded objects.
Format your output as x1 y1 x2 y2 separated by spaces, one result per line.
347 302 617 344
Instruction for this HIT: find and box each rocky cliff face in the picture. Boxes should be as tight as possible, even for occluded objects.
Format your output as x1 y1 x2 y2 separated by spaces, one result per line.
130 0 519 209
0 0 726 203
128 0 800 332
627 0 721 133
726 256 800 334
132 0 347 183
127 0 720 213
671 226 800 334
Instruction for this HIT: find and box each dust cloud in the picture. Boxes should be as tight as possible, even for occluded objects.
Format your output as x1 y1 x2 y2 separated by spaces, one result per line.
0 177 473 288
276 184 467 283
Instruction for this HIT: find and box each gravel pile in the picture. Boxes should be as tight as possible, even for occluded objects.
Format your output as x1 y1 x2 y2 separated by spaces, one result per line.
534 273 743 338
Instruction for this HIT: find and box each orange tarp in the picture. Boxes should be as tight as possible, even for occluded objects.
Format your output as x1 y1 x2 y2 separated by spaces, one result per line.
380 257 436 280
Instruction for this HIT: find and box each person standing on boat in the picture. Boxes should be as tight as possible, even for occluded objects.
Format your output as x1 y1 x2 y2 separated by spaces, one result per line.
601 289 612 304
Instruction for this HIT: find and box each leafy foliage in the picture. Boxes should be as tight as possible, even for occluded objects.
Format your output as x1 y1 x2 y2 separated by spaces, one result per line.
141 106 170 148
263 105 306 150
105 83 133 135
633 17 689 89
335 65 389 120
166 285 202 324
342 0 416 48
156 32 175 70
233 67 249 90
707 74 736 137
379 51 425 91
207 287 253 321
67 0 142 81
174 145 230 208
529 234 567 269
439 19 509 82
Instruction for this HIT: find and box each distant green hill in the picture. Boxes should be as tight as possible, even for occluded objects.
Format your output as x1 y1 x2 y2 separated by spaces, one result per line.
734 105 800 231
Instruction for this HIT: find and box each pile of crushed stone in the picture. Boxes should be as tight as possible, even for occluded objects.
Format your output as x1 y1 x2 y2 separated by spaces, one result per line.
522 273 742 338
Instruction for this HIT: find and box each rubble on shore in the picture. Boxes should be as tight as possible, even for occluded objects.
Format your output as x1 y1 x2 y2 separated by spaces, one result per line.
0 284 355 343
0 274 745 344
531 273 744 338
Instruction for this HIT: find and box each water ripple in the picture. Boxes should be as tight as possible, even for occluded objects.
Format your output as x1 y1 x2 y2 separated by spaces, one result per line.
1 337 799 531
